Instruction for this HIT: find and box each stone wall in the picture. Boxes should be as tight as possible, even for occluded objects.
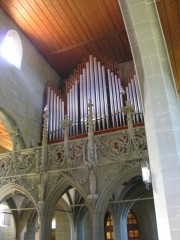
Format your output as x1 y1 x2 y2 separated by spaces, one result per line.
0 217 16 240
0 202 16 240
0 8 62 148
55 211 71 240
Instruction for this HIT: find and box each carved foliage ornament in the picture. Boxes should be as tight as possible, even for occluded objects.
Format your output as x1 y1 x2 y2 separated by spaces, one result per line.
48 145 65 170
96 127 147 162
69 140 84 167
0 153 11 176
14 149 36 175
96 133 129 161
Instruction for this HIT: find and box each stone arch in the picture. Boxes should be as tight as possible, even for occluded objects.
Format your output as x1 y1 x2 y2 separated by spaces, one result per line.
44 177 92 240
96 168 141 214
118 178 153 240
94 166 155 240
0 183 39 240
93 167 142 239
0 107 25 150
0 183 38 207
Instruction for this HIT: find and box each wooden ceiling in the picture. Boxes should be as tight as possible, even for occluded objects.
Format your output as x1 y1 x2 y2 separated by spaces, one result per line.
0 0 180 152
0 120 12 152
0 0 132 79
0 1 179 85
0 0 179 88
156 0 180 96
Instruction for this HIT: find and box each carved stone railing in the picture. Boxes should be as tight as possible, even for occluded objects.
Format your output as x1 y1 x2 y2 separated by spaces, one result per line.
0 102 148 207
0 125 148 194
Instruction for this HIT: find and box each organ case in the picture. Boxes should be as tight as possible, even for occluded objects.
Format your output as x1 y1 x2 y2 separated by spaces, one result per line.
44 55 143 142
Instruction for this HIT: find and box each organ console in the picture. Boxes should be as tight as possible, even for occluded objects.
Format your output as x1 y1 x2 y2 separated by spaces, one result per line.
44 55 143 142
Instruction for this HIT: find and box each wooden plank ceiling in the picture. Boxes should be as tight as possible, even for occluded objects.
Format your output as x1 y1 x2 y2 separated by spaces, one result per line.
0 120 12 152
0 0 132 79
156 0 180 96
0 0 179 88
0 0 180 152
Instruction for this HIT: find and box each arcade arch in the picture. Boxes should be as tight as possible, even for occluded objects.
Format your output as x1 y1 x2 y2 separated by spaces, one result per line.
0 184 39 240
44 179 92 240
94 168 157 240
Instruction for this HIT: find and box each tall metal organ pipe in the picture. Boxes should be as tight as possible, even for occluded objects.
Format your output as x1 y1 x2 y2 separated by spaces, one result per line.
44 55 143 142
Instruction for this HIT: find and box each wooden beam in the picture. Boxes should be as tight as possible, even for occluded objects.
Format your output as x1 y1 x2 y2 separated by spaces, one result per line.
48 29 126 56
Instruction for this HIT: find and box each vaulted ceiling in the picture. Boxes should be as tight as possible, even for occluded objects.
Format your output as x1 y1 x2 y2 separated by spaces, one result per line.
0 0 180 152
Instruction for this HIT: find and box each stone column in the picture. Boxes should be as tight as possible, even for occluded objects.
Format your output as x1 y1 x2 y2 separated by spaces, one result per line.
92 212 104 240
118 1 180 239
113 212 121 240
37 201 46 240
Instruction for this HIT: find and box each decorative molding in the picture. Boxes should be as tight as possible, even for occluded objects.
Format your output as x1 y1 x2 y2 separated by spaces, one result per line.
0 122 148 202
0 175 25 188
0 153 11 176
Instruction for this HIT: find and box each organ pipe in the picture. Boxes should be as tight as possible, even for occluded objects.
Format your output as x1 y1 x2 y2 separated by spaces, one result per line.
102 65 109 129
97 61 104 129
107 68 115 128
44 55 144 142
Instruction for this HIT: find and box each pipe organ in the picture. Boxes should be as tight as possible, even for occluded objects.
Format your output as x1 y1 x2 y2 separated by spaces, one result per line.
45 82 65 141
44 55 143 142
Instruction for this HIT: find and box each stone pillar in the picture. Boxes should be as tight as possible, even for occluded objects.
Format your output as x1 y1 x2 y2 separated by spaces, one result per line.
113 213 121 240
118 1 180 239
114 206 128 240
92 211 105 240
119 217 128 240
83 211 92 240
37 201 46 240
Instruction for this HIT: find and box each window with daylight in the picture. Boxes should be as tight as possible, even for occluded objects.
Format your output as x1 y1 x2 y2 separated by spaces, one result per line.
1 30 22 69
104 211 114 240
0 203 11 227
127 210 140 240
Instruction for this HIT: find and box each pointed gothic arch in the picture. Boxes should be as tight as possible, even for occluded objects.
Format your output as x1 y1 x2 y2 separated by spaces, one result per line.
44 178 92 240
0 183 40 240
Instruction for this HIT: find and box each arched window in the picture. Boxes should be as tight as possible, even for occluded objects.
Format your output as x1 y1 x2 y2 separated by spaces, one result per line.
1 30 22 69
127 210 140 240
104 211 114 240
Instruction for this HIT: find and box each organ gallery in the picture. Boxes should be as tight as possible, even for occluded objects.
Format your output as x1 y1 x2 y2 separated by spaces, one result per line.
0 54 155 240
0 1 179 240
44 55 143 142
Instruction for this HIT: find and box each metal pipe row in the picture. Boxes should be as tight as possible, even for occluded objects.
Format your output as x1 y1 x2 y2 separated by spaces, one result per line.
45 55 144 141
46 83 64 141
125 74 143 124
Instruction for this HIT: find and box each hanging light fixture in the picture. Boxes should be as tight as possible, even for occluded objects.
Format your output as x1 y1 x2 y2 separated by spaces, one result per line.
141 161 151 190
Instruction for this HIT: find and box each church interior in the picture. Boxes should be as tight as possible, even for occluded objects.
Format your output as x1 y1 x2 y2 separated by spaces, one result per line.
0 0 180 240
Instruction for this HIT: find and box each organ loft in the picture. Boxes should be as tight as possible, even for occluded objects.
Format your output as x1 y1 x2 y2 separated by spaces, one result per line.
0 54 154 240
0 1 180 240
44 55 143 141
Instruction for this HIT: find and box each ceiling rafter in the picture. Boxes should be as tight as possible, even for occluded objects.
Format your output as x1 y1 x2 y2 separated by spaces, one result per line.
48 29 127 56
